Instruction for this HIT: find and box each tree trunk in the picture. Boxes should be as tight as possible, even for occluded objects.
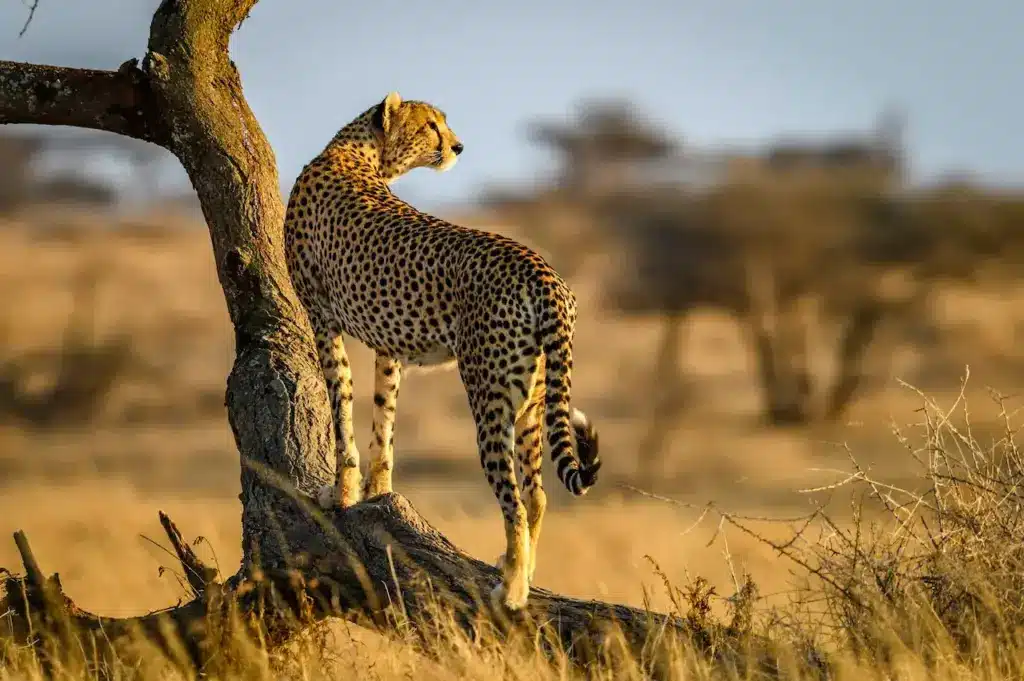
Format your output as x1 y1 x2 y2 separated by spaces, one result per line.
740 276 812 426
746 322 812 427
140 0 336 570
741 256 793 426
0 2 770 677
636 313 688 486
824 302 884 422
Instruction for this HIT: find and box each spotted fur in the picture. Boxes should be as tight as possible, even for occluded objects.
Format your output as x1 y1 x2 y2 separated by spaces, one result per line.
283 92 602 610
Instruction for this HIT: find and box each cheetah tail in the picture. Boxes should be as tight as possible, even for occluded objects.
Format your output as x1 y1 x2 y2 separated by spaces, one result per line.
542 335 602 496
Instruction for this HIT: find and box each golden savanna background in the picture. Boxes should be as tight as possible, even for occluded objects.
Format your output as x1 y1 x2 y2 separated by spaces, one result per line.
2 98 1023 677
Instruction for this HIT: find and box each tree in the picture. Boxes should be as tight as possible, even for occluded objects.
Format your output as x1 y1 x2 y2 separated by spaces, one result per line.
528 99 678 197
35 131 170 204
593 174 932 434
0 259 139 428
0 2 729 676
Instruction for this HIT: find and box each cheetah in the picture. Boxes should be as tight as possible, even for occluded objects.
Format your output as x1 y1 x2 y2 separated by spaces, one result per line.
283 92 602 610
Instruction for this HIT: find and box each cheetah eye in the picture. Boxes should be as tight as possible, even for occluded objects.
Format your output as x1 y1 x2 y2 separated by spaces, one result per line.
427 121 440 136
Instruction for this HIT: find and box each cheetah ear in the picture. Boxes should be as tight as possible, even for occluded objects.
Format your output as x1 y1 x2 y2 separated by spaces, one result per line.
371 91 402 135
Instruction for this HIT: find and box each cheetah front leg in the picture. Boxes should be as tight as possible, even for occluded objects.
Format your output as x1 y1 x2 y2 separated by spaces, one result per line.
365 352 402 499
310 314 362 509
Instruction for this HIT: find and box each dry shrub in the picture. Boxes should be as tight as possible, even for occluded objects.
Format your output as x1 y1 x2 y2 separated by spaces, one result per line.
720 367 1024 678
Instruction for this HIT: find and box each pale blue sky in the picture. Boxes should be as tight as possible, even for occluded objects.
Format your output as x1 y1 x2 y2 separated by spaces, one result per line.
2 1 1022 208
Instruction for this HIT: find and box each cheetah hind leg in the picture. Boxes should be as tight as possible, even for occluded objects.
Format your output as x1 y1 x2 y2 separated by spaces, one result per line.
495 391 546 584
491 532 530 612
488 486 530 611
477 415 530 610
489 477 530 610
460 355 532 611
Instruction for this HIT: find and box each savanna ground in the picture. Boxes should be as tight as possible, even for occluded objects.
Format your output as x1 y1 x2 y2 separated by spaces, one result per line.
1 205 1023 679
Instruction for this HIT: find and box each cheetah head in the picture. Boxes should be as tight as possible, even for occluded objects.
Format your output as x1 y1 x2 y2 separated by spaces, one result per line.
371 92 464 183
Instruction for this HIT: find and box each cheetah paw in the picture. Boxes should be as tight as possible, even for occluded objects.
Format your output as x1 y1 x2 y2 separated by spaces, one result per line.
491 581 529 612
319 479 364 509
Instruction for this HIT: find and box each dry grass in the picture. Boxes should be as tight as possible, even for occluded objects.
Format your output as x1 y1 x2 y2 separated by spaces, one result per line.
2 211 1024 678
3 386 1023 680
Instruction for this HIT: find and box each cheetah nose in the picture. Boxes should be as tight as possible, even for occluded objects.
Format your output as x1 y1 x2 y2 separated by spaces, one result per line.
451 141 464 155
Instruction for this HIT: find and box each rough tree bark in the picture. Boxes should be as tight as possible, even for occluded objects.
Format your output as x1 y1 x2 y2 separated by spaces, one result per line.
0 1 743 678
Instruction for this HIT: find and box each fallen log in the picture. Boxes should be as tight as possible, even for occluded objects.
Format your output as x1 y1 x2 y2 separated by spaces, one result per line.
2 492 720 678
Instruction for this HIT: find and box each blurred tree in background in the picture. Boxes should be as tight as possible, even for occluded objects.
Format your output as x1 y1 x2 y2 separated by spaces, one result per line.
0 129 177 216
483 101 1024 481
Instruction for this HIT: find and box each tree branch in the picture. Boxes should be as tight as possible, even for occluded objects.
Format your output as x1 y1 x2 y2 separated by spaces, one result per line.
18 0 39 37
158 512 219 598
0 59 166 144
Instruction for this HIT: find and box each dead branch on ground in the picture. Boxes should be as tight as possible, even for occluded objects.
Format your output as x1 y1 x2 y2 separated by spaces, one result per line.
0 495 764 678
